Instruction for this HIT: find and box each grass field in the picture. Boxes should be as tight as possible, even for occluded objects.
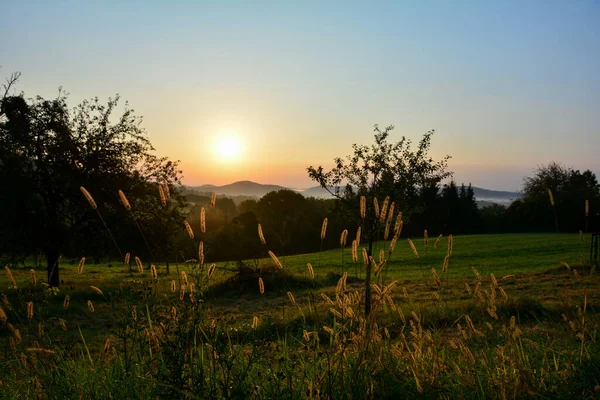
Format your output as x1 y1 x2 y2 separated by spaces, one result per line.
1 232 599 398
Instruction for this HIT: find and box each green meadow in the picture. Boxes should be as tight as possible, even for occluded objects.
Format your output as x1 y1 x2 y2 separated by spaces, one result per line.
1 232 599 398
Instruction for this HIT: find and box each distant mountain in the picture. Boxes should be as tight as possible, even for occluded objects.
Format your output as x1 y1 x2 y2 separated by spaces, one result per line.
186 181 522 206
471 187 521 205
186 181 287 197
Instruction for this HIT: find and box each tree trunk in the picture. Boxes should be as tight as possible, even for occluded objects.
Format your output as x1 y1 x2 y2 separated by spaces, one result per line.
47 249 60 287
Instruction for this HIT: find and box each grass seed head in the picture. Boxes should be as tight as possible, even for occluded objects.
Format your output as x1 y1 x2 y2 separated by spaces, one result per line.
373 197 380 218
77 257 86 275
79 186 97 210
252 315 259 329
258 223 266 245
124 252 130 267
208 263 216 277
408 238 419 259
360 196 366 219
287 291 296 306
158 184 167 207
181 271 188 286
585 199 589 217
379 196 390 224
135 256 144 273
184 220 194 239
383 220 391 240
150 264 157 279
258 277 265 294
90 286 103 295
63 295 70 310
389 236 397 256
200 207 206 233
340 229 348 247
268 251 283 269
387 202 395 223
26 302 34 320
161 179 170 199
211 191 217 208
356 227 361 246
307 263 315 279
4 266 16 288
199 241 204 265
320 217 328 240
0 306 7 325
434 234 443 248
118 190 131 211
394 213 403 236
87 300 95 313
352 240 358 262
362 248 369 265
30 269 36 286
447 234 453 256
548 188 555 206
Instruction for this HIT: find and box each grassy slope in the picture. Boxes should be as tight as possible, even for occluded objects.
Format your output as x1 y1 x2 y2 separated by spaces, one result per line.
1 232 598 398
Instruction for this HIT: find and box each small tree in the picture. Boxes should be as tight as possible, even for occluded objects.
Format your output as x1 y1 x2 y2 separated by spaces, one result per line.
307 125 451 315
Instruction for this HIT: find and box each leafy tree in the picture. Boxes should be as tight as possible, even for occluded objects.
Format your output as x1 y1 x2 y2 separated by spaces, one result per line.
307 125 452 315
0 76 186 286
518 162 600 232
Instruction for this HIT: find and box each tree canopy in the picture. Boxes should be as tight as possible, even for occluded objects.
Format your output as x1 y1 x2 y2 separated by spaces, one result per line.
0 76 186 285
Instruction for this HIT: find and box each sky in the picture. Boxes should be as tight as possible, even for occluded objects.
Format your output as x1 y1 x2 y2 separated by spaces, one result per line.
2 1 599 191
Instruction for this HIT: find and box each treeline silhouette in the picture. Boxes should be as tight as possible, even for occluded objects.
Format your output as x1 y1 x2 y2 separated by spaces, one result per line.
182 164 599 264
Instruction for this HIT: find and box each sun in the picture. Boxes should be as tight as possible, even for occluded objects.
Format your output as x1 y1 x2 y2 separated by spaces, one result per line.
214 135 241 161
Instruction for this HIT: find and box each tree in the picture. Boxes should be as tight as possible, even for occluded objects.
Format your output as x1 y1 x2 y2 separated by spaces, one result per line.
0 76 186 286
519 162 600 232
307 125 452 315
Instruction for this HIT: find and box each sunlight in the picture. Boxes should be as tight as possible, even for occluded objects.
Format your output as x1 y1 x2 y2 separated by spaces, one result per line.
214 134 242 162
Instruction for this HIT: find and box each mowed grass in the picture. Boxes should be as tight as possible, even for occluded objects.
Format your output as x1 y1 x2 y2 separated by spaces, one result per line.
0 233 594 337
1 232 599 398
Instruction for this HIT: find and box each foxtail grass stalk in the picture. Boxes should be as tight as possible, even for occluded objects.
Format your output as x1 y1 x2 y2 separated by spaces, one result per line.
119 190 156 262
80 187 124 262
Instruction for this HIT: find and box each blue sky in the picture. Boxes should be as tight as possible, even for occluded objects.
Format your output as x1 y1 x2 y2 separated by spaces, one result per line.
2 1 599 190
